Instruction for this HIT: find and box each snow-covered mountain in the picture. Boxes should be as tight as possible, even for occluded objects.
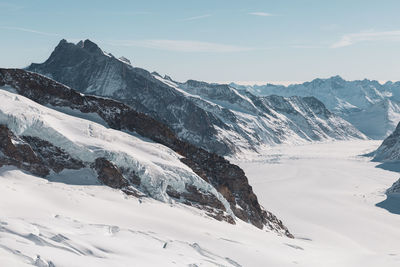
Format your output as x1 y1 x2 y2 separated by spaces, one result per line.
231 76 400 139
27 39 366 156
373 122 400 162
372 122 400 206
0 68 292 236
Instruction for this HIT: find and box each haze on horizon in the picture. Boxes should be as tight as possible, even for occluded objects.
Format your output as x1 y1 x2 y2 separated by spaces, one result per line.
2 0 400 85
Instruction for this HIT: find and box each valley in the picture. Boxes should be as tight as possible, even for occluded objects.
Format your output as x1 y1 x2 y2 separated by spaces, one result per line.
1 140 399 267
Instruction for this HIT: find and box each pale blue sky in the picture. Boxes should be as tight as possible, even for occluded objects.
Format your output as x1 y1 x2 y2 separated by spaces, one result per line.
2 0 400 84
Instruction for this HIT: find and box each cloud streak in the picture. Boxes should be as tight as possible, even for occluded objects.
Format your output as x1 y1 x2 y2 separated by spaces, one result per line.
108 39 253 53
0 2 25 11
180 14 211 21
332 30 400 48
0 26 60 37
248 12 275 17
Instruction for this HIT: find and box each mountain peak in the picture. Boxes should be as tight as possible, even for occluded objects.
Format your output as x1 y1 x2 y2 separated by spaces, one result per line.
81 39 103 54
329 75 345 82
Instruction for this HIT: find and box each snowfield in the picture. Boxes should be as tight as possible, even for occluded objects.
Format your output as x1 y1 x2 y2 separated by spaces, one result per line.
1 140 400 266
237 141 400 266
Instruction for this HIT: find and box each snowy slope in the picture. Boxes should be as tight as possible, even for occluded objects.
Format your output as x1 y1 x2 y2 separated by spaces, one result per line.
0 68 291 232
373 122 400 162
1 140 400 266
232 76 400 139
0 88 233 216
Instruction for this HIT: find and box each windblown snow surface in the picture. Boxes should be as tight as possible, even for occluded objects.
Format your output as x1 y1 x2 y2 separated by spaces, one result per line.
1 129 400 266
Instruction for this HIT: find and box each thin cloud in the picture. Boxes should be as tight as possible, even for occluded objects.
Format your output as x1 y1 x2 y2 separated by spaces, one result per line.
180 14 211 21
332 30 400 48
108 39 253 53
0 2 25 11
0 26 60 37
248 12 275 17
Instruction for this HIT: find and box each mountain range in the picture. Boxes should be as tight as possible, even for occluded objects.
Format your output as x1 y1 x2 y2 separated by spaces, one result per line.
232 76 400 139
27 39 366 157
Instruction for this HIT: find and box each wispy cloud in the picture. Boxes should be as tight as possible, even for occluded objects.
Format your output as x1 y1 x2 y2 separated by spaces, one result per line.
180 14 211 21
332 30 400 48
0 2 25 11
0 26 60 37
108 39 253 53
248 12 275 17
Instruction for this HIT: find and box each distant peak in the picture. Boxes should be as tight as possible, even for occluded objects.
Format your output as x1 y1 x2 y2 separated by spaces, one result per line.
330 75 345 82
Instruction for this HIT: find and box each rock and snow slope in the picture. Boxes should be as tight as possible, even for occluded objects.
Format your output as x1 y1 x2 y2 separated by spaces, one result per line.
372 122 400 196
170 78 366 155
232 76 400 139
373 122 400 162
0 88 230 214
27 39 366 156
1 141 400 266
0 68 291 234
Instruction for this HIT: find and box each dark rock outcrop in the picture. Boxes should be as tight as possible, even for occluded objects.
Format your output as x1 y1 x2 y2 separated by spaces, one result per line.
0 124 85 176
373 122 400 162
93 157 129 189
22 136 85 172
0 125 49 176
0 68 292 236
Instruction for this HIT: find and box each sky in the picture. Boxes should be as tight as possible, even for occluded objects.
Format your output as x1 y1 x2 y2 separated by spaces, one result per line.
2 0 400 84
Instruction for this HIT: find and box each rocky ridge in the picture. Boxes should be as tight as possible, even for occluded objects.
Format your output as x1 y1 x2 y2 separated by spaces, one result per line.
27 39 366 156
0 68 292 237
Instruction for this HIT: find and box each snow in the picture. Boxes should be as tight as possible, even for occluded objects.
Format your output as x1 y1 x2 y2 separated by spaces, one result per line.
0 89 231 213
236 140 400 266
154 75 366 156
1 140 400 266
232 77 400 139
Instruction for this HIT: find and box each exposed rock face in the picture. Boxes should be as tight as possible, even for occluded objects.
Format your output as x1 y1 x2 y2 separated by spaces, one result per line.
0 123 87 178
373 122 400 162
22 136 85 172
166 184 235 224
0 68 292 236
0 125 49 176
26 39 366 156
0 124 86 176
93 157 129 189
386 178 400 194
